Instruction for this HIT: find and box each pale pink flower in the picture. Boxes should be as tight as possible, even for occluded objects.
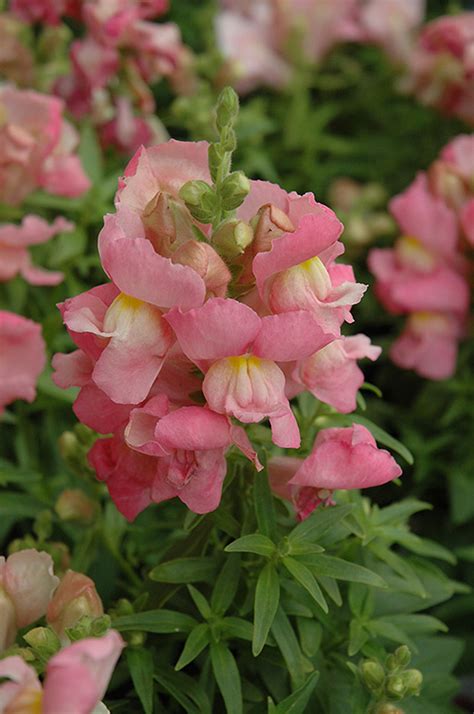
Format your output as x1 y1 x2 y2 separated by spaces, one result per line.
83 0 169 44
0 312 46 415
0 87 90 205
461 198 474 246
0 215 73 286
0 549 59 651
0 630 124 714
269 424 402 520
165 297 332 448
357 0 425 63
10 0 70 25
294 334 381 413
390 312 463 381
405 13 474 125
47 571 104 643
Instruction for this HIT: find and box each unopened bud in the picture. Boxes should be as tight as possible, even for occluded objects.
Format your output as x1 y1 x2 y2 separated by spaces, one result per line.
220 171 250 211
215 86 239 131
219 126 236 153
386 674 406 699
400 669 422 696
360 660 385 691
385 654 398 672
375 704 404 714
23 627 60 662
55 489 96 524
0 587 17 651
213 220 254 258
47 571 103 642
58 431 79 461
179 180 217 224
394 645 411 668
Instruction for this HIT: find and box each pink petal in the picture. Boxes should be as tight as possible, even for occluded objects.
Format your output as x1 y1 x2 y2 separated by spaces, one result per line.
40 154 91 197
253 311 333 361
52 350 93 389
154 406 232 451
4 550 59 628
74 384 133 433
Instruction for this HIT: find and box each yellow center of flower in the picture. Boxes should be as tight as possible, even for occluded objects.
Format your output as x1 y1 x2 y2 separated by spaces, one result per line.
396 235 436 272
9 687 43 714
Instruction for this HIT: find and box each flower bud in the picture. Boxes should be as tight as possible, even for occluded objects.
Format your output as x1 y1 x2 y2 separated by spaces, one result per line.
55 489 96 524
179 180 217 223
47 571 103 643
386 674 406 699
142 191 195 256
213 220 254 258
375 704 404 714
360 660 385 691
219 126 236 153
58 431 79 461
23 626 61 662
400 669 422 697
215 86 239 131
220 171 250 211
393 645 411 668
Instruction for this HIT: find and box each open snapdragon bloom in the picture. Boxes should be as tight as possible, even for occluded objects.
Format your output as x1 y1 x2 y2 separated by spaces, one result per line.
269 425 402 520
54 134 392 518
0 630 124 714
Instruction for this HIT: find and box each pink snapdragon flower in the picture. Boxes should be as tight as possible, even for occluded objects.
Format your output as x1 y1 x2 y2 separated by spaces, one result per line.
405 13 474 125
166 297 332 448
0 86 90 205
269 424 402 520
89 396 261 520
83 0 169 45
368 173 469 316
293 334 382 413
390 311 462 381
10 0 77 25
0 312 46 415
0 215 73 286
0 549 59 651
356 0 425 63
0 630 124 713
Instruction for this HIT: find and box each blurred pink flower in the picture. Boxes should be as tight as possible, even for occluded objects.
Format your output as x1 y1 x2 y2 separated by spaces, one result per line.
357 0 425 63
0 312 46 415
0 215 73 286
269 424 402 520
0 86 90 205
0 630 124 713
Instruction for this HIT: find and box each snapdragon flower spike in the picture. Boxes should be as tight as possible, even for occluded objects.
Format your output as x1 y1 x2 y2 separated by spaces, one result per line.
252 212 367 335
165 297 332 448
269 425 402 520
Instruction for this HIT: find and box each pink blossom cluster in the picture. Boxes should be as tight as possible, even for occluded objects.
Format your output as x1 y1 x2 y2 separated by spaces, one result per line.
0 85 90 205
13 0 194 154
404 13 474 126
0 311 46 416
216 0 425 94
52 139 402 521
368 134 473 381
0 630 123 714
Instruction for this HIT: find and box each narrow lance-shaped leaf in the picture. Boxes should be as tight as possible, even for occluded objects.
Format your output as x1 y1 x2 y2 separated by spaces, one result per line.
175 624 210 671
113 609 197 634
210 641 243 714
289 504 354 545
254 458 277 541
225 534 275 557
149 557 217 583
298 554 386 588
253 562 280 657
282 557 328 613
211 553 241 615
127 647 154 714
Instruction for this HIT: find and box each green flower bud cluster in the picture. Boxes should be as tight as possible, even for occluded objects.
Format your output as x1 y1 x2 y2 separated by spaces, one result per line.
66 613 112 642
179 86 251 231
361 646 423 711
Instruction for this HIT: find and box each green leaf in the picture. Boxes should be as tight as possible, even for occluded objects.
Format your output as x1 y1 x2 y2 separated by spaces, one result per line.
149 557 218 583
379 614 447 635
222 617 254 642
127 647 154 714
271 606 308 688
253 563 280 656
176 624 210 670
210 641 243 714
187 585 212 620
289 504 354 544
211 554 241 615
318 576 342 606
384 530 456 564
0 491 46 520
282 557 328 613
367 619 417 651
254 462 277 541
298 554 386 588
272 671 319 713
286 542 325 556
370 541 426 597
348 619 369 656
154 667 210 714
296 619 322 658
374 499 432 526
225 534 275 557
113 609 197 634
79 122 104 183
